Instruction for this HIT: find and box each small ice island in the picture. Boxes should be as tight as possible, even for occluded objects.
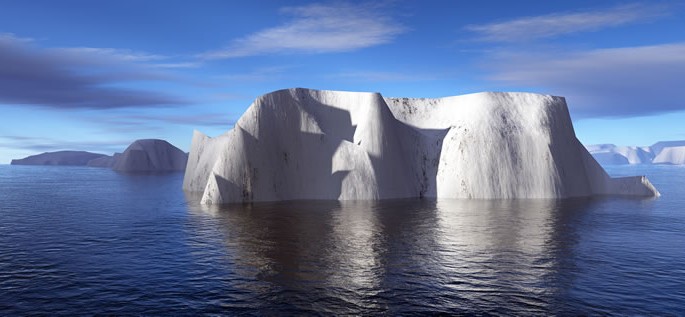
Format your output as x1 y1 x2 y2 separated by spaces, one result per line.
184 88 659 204
12 139 187 172
110 139 188 172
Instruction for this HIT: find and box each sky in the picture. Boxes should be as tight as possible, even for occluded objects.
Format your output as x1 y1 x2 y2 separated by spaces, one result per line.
1 0 684 163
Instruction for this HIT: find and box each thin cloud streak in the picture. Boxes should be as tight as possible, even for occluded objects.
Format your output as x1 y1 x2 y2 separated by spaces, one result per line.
54 47 168 62
55 47 202 69
465 3 669 42
487 43 685 118
200 3 406 59
152 62 203 69
0 135 131 154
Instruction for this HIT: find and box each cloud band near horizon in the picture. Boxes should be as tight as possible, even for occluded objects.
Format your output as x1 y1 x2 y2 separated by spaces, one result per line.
465 3 669 42
0 33 187 110
488 43 685 118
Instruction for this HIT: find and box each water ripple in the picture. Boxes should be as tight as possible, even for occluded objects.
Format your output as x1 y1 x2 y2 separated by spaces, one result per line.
0 166 684 315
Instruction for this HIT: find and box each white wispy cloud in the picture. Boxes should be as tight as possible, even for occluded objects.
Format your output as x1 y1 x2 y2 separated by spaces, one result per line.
200 2 406 59
487 43 685 117
54 47 168 62
0 135 131 154
465 3 669 42
0 32 33 43
152 62 202 69
53 47 203 69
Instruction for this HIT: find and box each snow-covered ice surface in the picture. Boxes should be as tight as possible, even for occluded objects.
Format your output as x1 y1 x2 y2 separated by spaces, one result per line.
586 144 653 165
587 141 685 165
184 88 659 204
113 139 188 172
653 146 685 165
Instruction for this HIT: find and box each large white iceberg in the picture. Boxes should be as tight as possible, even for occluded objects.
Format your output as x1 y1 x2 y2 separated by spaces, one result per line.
585 144 653 165
652 145 685 165
183 88 659 204
587 141 685 165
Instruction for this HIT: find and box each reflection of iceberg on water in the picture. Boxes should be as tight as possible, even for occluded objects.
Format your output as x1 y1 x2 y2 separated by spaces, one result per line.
184 197 599 313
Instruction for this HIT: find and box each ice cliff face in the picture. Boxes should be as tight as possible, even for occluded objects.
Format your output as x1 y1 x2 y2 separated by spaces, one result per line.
184 88 659 204
587 141 685 165
113 139 188 172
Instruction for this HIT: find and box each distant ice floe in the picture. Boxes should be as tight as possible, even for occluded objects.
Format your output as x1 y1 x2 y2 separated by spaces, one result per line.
586 141 685 165
12 139 187 172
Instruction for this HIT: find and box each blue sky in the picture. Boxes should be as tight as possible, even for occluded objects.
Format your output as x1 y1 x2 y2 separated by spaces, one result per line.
1 0 684 163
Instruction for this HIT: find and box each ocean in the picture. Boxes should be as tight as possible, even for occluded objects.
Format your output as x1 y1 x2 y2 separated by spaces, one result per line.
1 164 683 315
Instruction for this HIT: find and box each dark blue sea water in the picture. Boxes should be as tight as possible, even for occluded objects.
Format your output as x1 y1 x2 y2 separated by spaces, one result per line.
0 164 684 315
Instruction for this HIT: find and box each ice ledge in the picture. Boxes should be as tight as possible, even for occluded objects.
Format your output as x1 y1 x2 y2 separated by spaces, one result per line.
604 176 660 197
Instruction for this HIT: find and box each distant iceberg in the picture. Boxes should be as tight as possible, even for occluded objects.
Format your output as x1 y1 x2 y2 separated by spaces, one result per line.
86 153 122 168
11 151 107 166
183 88 660 204
11 139 187 172
586 141 685 165
112 139 187 172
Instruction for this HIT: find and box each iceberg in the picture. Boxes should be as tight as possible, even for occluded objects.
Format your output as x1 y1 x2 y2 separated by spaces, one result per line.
651 141 685 157
112 139 188 172
10 139 188 172
11 151 107 166
86 153 121 168
653 146 685 165
587 140 685 165
585 144 653 165
183 88 659 204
